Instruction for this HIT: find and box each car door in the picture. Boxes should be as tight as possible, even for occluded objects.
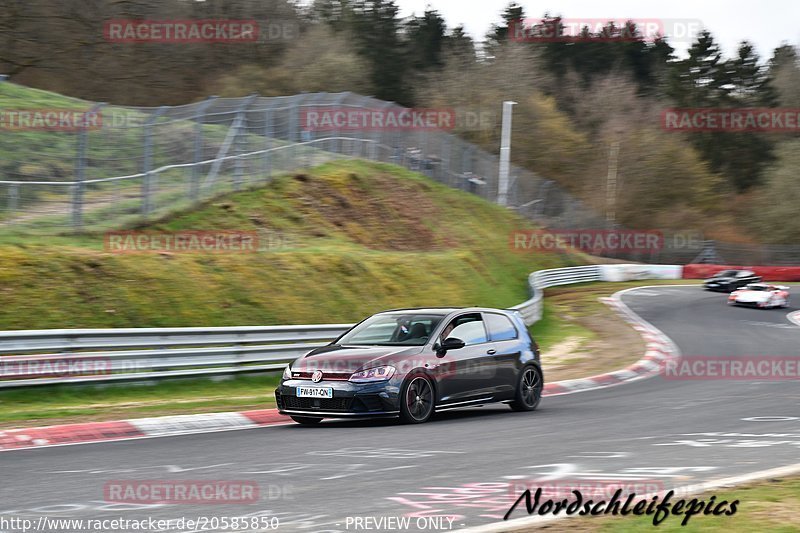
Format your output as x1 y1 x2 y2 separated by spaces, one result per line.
433 313 496 404
483 312 522 397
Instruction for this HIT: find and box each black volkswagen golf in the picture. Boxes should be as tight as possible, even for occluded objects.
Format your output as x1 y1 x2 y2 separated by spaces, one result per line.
276 307 543 424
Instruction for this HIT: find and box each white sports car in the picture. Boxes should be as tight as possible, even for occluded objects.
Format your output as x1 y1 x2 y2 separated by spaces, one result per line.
728 283 790 309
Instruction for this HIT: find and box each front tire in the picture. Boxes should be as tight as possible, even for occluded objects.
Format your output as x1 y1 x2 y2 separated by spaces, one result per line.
399 375 435 424
290 416 323 425
510 364 543 412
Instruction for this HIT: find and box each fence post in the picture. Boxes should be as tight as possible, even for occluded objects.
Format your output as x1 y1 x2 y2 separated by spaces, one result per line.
289 93 304 164
7 184 18 216
332 92 349 157
262 104 274 181
2 77 16 216
191 96 217 201
440 134 451 185
303 92 325 167
141 106 167 216
233 94 258 191
692 240 723 264
72 102 105 232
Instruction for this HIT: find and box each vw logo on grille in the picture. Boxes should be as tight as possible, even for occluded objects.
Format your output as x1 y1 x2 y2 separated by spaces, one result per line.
311 370 324 383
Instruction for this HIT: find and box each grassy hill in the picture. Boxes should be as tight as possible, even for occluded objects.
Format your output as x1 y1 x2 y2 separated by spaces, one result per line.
0 160 582 330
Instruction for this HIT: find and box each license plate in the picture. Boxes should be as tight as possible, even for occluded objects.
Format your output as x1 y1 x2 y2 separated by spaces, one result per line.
297 387 333 399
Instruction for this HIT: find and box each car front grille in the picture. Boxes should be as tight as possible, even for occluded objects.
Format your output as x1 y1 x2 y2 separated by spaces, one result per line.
291 371 351 381
282 396 352 411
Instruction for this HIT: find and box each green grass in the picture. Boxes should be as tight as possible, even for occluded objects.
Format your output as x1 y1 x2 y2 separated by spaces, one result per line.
530 299 597 354
0 159 582 330
0 374 280 427
0 157 588 426
553 477 800 531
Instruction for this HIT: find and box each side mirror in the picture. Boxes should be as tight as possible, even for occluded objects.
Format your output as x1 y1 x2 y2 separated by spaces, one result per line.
436 337 466 357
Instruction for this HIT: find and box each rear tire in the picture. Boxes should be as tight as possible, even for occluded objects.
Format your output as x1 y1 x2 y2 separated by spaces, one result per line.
510 364 543 412
290 416 323 425
399 374 435 424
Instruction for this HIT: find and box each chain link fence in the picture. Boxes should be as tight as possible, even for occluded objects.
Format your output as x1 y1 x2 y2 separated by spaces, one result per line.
2 81 794 266
691 241 800 266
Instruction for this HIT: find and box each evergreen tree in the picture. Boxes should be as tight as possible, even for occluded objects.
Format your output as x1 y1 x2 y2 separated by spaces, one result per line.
405 9 447 71
350 0 411 104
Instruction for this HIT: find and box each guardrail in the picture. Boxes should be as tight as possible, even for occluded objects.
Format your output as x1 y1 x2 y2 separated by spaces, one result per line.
510 265 602 324
0 264 678 388
0 325 351 388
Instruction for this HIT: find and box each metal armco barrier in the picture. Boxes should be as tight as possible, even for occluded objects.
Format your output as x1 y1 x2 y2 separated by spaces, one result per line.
0 264 678 388
0 325 351 388
511 265 602 325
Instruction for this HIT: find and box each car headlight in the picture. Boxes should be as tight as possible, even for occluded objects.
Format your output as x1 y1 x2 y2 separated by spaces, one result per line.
349 365 396 383
282 365 292 380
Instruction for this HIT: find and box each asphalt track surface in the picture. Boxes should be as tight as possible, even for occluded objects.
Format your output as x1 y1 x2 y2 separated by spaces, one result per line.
2 285 800 532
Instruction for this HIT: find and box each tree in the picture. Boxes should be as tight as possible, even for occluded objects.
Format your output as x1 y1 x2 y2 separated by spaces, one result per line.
668 34 777 191
405 9 447 72
750 139 800 243
349 0 411 104
767 44 800 106
485 3 525 49
445 25 476 60
667 30 726 106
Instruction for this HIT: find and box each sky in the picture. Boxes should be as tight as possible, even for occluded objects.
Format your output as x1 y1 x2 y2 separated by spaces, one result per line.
392 0 800 60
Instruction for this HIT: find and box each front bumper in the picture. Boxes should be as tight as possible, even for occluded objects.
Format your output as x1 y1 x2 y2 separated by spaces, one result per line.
276 378 401 418
730 300 768 308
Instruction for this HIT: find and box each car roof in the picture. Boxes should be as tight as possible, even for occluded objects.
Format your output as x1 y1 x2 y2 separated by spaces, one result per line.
376 307 514 316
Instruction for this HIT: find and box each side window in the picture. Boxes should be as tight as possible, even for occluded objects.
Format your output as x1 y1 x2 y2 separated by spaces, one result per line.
442 313 487 346
484 313 518 341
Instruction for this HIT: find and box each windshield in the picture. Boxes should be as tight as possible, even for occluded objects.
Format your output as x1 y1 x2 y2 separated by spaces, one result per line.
746 285 768 291
336 313 445 346
714 270 737 277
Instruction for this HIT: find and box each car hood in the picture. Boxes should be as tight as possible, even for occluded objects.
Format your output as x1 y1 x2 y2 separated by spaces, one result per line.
734 291 771 302
290 344 425 374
